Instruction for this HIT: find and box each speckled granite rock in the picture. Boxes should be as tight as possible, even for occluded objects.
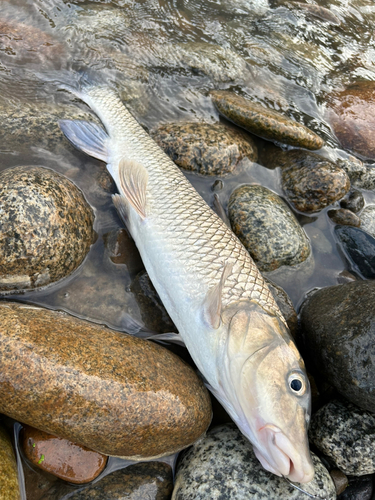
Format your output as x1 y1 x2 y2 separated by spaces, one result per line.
300 281 375 412
358 206 375 238
45 462 173 500
21 425 108 484
335 226 375 279
326 82 375 160
328 208 361 227
0 166 94 293
264 277 298 337
210 90 324 150
278 150 350 213
151 122 258 175
340 189 365 213
228 184 311 271
309 399 375 476
172 424 336 499
0 302 211 459
338 158 375 191
0 425 20 500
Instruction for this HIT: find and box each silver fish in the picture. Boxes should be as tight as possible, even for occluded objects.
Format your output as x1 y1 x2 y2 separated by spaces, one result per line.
60 84 314 483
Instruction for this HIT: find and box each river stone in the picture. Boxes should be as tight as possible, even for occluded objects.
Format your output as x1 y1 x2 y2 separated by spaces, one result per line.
172 424 336 500
228 184 311 271
330 470 348 496
340 189 365 213
309 399 375 476
210 90 325 150
0 425 20 500
0 166 94 293
335 226 375 279
327 208 361 227
278 150 351 213
358 205 375 238
21 425 108 484
337 157 375 191
0 302 211 459
151 122 258 175
326 82 375 160
299 280 375 412
338 475 374 500
264 277 298 337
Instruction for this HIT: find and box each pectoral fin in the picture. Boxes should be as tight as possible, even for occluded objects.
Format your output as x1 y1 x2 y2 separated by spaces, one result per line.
59 120 109 162
203 262 233 329
118 159 149 219
146 332 185 346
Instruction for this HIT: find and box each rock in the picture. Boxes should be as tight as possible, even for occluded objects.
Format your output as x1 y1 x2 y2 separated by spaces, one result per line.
172 424 336 499
43 462 173 500
210 90 325 150
23 464 64 500
358 206 375 238
326 82 375 160
0 425 20 500
0 302 211 459
328 209 361 227
309 399 375 476
21 425 108 484
335 226 375 279
278 150 350 213
337 158 375 191
264 277 298 337
131 271 177 334
103 229 144 276
299 281 375 412
330 470 348 496
338 475 374 500
228 184 311 271
151 122 258 176
0 166 94 293
340 189 365 213
291 3 341 25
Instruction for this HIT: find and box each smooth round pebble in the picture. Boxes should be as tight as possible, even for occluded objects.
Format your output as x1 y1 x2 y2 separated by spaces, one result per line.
358 205 375 238
335 226 375 279
0 166 94 293
210 90 325 150
328 208 361 227
228 184 311 271
172 424 336 499
309 399 375 476
151 122 258 175
0 425 20 500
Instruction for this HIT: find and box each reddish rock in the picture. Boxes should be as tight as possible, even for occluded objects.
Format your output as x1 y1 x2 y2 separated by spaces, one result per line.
326 82 375 160
22 425 107 484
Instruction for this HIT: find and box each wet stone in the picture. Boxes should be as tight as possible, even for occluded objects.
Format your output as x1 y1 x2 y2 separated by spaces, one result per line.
335 226 375 279
172 424 336 500
210 90 325 150
228 184 311 271
326 82 375 160
0 424 20 500
103 228 144 276
264 277 298 337
340 189 365 213
337 158 375 191
278 150 351 213
299 280 375 412
0 302 212 459
309 399 375 476
151 122 258 176
330 470 348 496
0 166 94 293
358 206 375 238
338 475 374 500
21 425 108 484
327 208 361 227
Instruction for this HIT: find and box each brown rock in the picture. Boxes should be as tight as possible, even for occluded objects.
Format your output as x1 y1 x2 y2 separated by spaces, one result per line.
151 122 258 175
0 425 20 500
330 469 348 496
210 90 325 150
103 228 144 275
0 302 211 459
327 208 361 227
21 425 107 484
0 166 95 293
326 81 375 160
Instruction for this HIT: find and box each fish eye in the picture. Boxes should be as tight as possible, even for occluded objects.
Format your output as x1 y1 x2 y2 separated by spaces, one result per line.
288 371 306 396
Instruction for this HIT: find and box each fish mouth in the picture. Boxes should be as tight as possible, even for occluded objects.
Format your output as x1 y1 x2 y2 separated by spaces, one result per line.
254 424 314 484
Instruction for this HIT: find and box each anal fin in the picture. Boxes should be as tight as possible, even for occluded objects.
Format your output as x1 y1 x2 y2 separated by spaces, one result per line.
118 159 148 219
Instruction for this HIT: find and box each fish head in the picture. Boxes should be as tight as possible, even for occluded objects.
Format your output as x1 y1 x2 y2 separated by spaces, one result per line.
220 300 314 484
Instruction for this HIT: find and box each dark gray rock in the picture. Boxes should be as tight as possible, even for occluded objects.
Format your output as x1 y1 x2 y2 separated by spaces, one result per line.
299 280 375 412
228 184 311 271
0 166 95 293
309 399 375 476
264 277 298 337
151 122 258 175
340 190 365 213
335 226 375 279
338 474 374 500
172 424 336 499
328 208 361 227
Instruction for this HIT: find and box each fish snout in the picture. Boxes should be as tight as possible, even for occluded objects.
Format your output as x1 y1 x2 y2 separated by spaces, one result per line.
254 424 315 484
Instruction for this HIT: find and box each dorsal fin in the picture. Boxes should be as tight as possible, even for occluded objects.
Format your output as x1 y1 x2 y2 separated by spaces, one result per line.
118 159 149 219
203 262 233 329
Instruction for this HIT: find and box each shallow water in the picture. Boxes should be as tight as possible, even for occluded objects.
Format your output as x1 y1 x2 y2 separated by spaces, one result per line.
0 0 375 494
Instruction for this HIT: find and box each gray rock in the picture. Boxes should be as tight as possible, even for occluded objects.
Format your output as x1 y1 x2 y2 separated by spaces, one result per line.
151 122 258 176
299 281 375 412
358 205 375 238
172 424 336 499
228 184 311 271
0 425 20 500
0 166 95 293
309 399 375 476
327 208 361 227
340 189 365 213
338 158 375 191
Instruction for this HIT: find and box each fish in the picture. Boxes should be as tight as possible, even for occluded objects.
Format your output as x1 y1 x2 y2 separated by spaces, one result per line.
59 83 315 484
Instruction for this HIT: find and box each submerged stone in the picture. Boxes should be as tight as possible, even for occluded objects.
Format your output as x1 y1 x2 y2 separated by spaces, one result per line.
0 166 94 293
340 189 365 213
210 90 324 150
300 281 375 412
228 184 311 271
335 226 375 279
151 122 258 175
0 302 211 459
0 425 20 500
327 208 361 227
358 205 375 238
